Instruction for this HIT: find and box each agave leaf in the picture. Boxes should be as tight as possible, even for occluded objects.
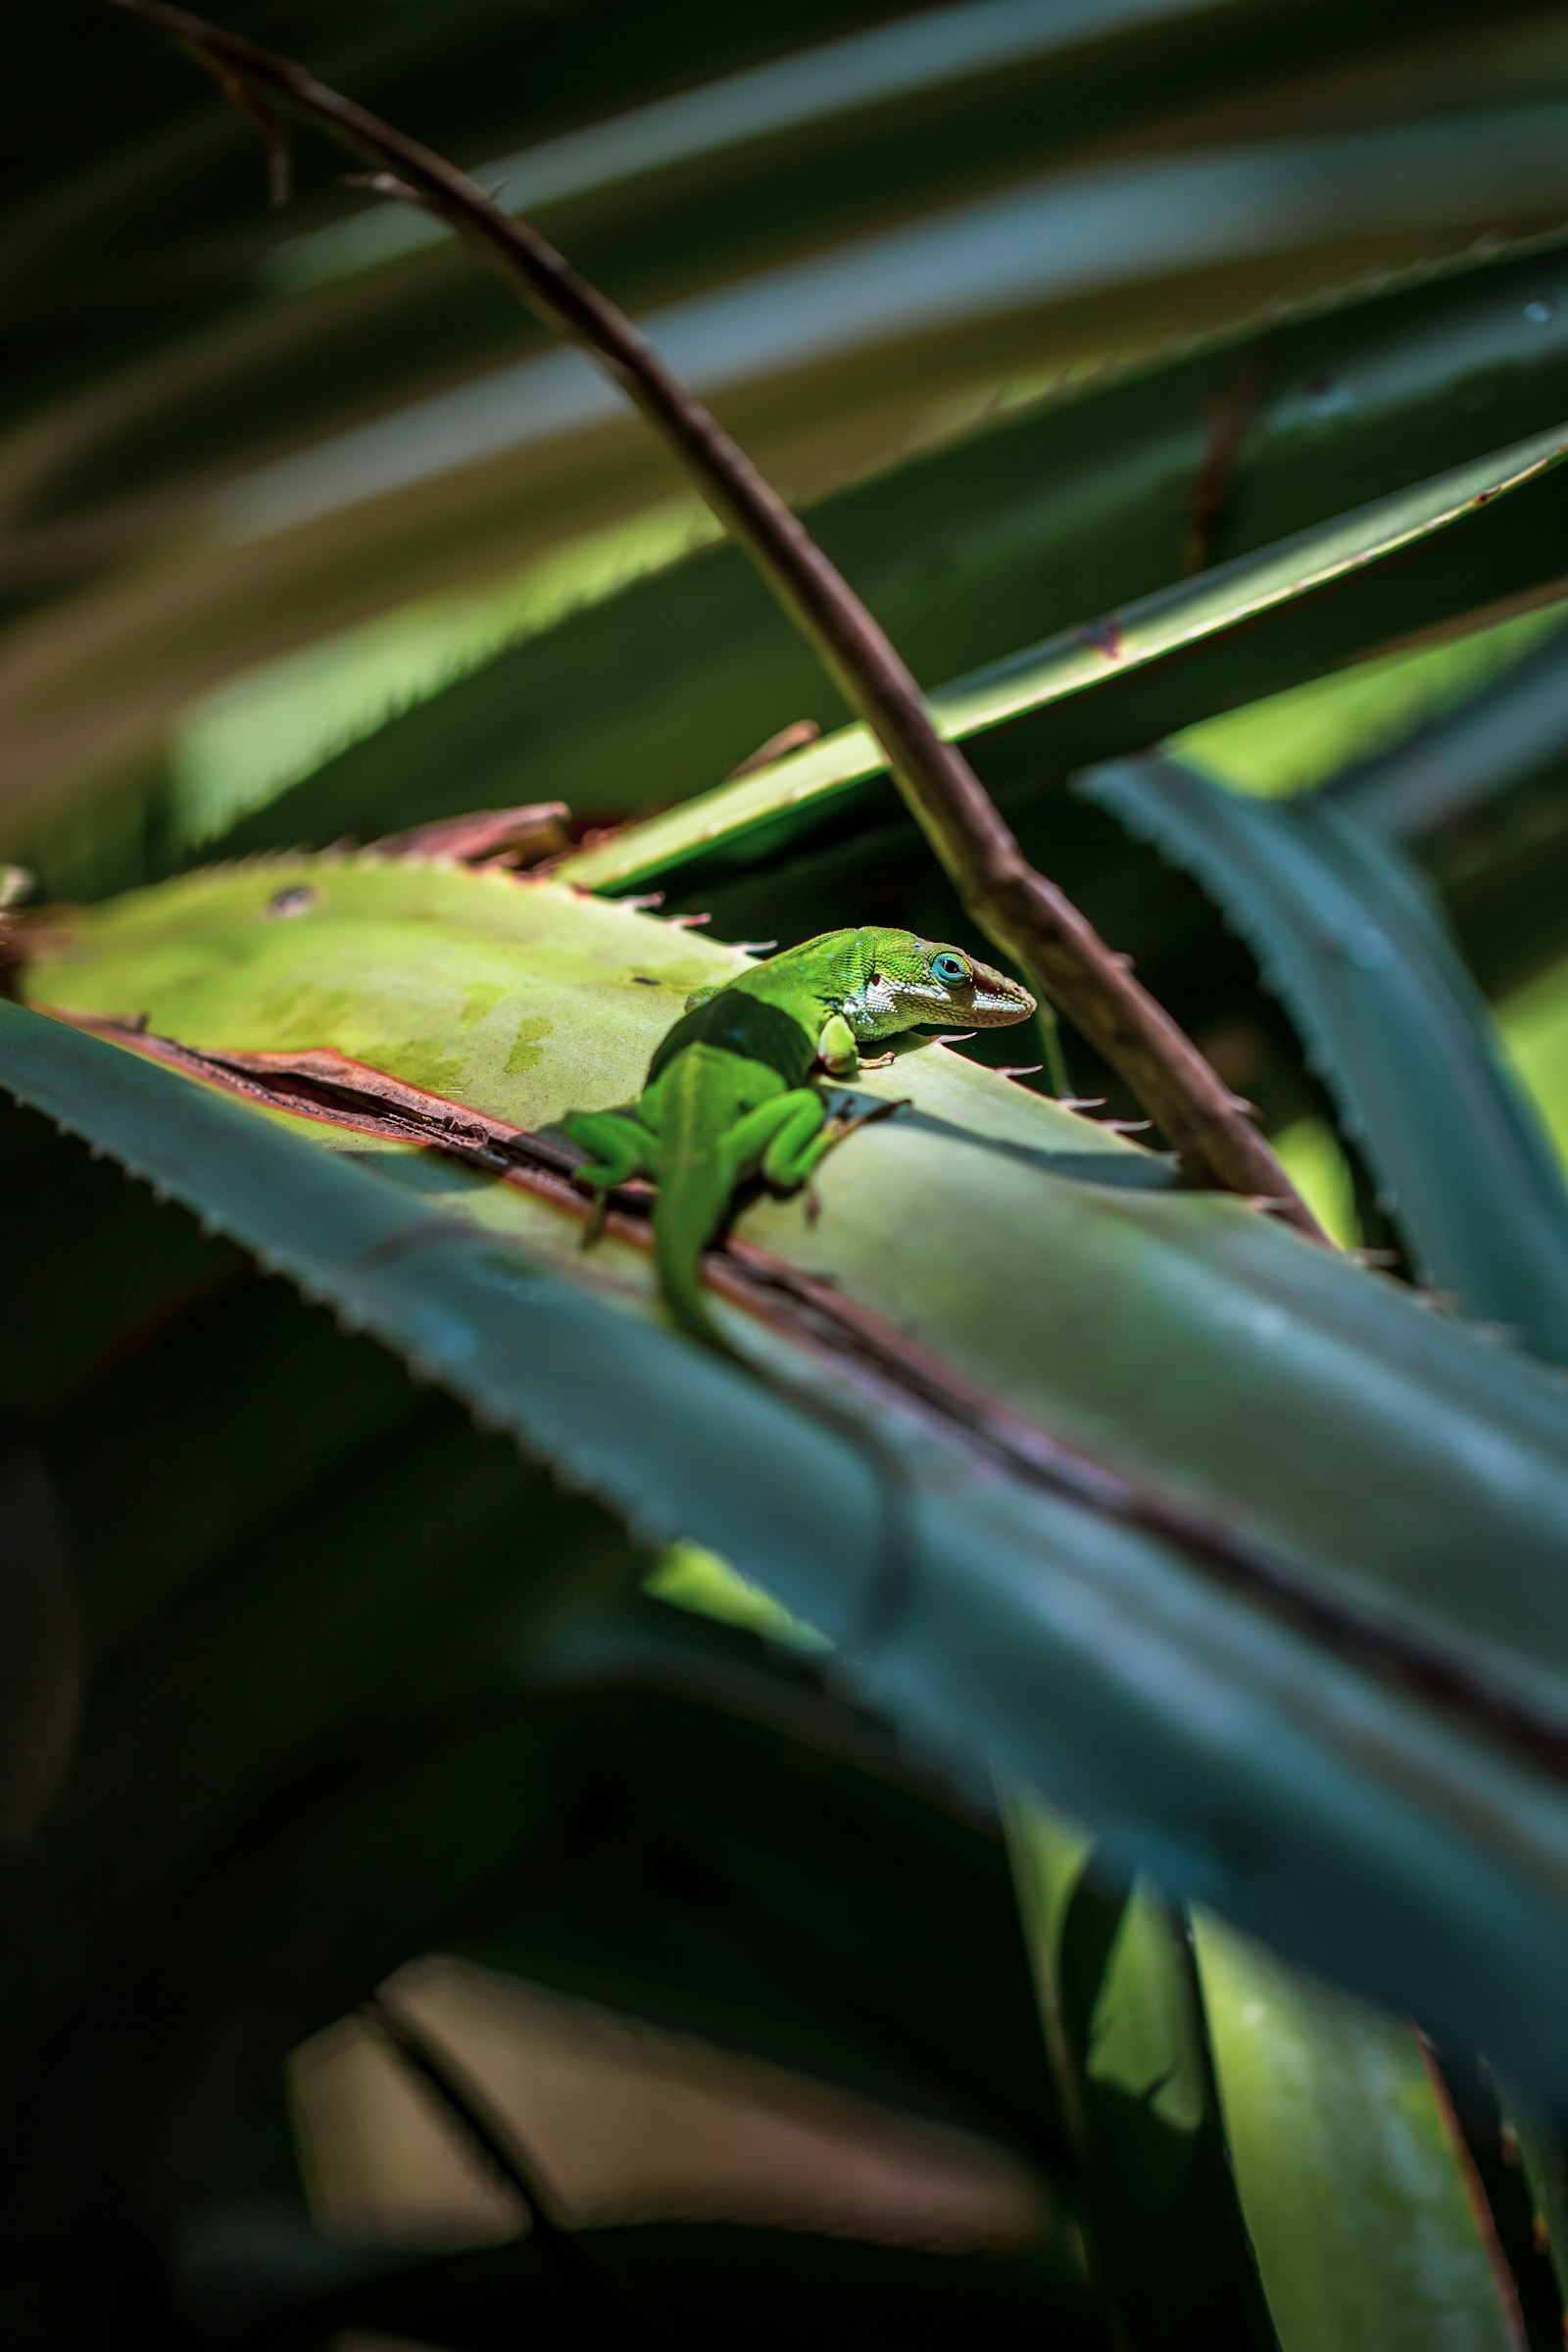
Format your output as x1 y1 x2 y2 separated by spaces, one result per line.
1505 2097 1568 2325
131 228 1568 908
1324 616 1568 843
10 868 1568 2092
6 1628 1080 2341
0 1088 450 1652
1007 1798 1276 2349
17 859 1568 1649
473 1603 1061 2153
1080 753 1568 1361
6 0 923 331
7 1581 1061 2198
3 1075 1070 2252
0 1076 244 1417
1434 2068 1568 2346
558 421 1568 899
270 0 1547 297
182 2219 1081 2350
1195 1917 1521 2349
22 134 1568 887
0 1348 648 2084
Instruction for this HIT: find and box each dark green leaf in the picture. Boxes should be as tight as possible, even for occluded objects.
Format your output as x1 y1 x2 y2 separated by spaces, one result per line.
111 228 1568 905
1325 617 1568 844
24 194 1568 893
557 420 1568 899
189 2216 1095 2351
1196 1917 1522 2350
1080 753 1568 1360
1009 1800 1277 2350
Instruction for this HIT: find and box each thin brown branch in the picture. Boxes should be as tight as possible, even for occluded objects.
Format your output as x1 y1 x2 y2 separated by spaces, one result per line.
369 799 569 865
102 0 1325 1243
178 39 293 205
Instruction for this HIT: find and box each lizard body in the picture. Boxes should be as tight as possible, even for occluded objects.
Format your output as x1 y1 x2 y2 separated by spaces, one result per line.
562 926 1035 1349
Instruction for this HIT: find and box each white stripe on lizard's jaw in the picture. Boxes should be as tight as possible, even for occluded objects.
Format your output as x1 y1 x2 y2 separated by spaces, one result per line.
841 972 903 1036
968 984 1029 1021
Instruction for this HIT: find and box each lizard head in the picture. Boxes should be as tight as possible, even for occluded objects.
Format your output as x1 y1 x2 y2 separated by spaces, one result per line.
845 930 1037 1037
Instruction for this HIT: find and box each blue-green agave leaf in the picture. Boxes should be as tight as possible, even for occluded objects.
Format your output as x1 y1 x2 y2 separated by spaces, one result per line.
558 420 1568 898
7 860 1568 2103
1325 618 1568 844
29 218 1568 897
1080 752 1568 1362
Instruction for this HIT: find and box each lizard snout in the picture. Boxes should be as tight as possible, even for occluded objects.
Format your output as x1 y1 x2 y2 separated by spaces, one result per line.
960 966 1037 1026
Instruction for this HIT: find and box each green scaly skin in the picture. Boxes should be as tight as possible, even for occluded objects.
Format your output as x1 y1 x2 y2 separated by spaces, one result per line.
562 926 1035 1350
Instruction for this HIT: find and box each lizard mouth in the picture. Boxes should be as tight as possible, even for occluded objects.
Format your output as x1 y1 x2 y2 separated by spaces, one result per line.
958 975 1037 1026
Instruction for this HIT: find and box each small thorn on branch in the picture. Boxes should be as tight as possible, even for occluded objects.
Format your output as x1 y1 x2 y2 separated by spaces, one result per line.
344 168 430 212
370 802 569 867
725 718 823 778
186 44 293 204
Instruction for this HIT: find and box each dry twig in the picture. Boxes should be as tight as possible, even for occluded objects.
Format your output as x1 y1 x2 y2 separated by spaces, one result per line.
104 0 1326 1241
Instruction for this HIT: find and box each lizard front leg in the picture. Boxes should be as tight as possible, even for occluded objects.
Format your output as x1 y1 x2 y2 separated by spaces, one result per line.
815 1010 859 1077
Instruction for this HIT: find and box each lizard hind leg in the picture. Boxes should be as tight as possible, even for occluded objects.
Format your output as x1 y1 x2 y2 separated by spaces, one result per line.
770 1087 907 1189
559 1108 657 1246
795 1090 908 1220
719 1089 832 1193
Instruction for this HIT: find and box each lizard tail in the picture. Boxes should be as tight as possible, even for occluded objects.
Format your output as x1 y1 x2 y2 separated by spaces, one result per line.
652 1162 739 1354
653 1157 915 1640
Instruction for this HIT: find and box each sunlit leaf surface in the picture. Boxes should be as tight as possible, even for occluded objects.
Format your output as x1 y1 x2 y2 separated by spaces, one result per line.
8 862 1568 2114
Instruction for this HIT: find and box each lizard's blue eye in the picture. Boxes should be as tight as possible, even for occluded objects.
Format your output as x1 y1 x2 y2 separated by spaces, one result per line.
932 953 968 985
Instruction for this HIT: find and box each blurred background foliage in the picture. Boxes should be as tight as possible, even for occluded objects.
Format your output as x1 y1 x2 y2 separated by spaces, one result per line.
8 1 1568 2343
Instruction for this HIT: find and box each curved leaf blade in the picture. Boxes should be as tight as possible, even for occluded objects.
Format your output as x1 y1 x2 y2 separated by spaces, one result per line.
1196 1918 1522 2351
9 871 1568 2097
1080 753 1568 1361
149 229 1568 906
24 194 1568 894
558 421 1568 896
1325 618 1568 844
1008 1798 1277 2349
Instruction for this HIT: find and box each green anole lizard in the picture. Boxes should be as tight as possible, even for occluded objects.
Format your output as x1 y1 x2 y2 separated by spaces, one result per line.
562 926 1036 1350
